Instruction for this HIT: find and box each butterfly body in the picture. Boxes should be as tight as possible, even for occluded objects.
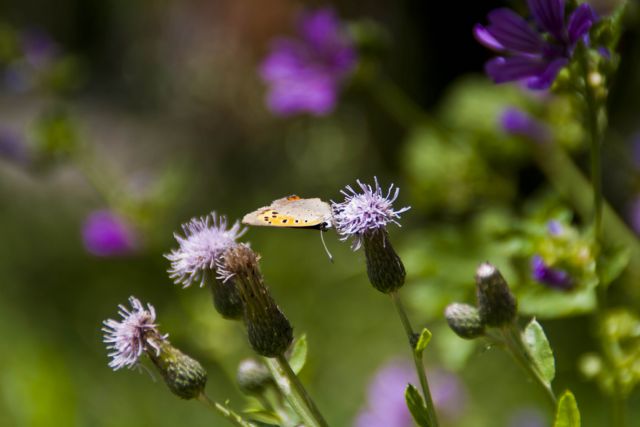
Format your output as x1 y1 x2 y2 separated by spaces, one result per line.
242 195 333 230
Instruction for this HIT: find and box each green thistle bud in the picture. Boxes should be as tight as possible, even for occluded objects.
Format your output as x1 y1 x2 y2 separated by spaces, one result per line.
148 341 207 400
209 273 244 320
236 358 272 395
363 229 406 294
475 262 517 327
220 244 293 357
444 303 485 339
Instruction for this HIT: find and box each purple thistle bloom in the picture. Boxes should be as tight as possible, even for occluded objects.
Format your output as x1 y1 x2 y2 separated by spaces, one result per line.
102 296 168 370
354 360 466 427
500 107 551 144
82 210 138 257
332 178 411 250
165 212 246 288
474 0 598 89
260 8 357 116
531 254 573 290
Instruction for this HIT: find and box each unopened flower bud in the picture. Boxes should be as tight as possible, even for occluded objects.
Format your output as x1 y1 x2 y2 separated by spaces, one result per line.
219 244 293 357
237 358 272 395
363 229 406 293
445 303 485 339
148 341 207 400
475 262 517 327
208 273 244 320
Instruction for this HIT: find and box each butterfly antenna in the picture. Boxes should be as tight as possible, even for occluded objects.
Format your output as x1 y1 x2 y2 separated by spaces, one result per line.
319 230 334 263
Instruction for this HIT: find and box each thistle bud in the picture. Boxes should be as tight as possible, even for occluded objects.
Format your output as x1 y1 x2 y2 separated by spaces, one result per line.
236 358 272 395
363 229 406 294
445 303 485 339
475 262 517 327
219 244 293 357
148 340 208 400
209 273 244 320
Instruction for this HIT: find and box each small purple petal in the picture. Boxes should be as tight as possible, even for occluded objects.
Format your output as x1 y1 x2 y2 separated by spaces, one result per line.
500 107 551 144
299 8 341 50
82 210 138 257
547 220 563 235
567 4 597 46
265 73 337 116
485 56 549 84
21 28 58 67
528 0 566 41
486 8 544 54
526 57 567 89
531 255 573 290
473 24 505 51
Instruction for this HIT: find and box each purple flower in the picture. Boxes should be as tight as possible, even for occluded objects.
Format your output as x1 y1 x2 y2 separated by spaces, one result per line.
20 29 58 68
507 407 546 427
102 296 168 370
474 0 598 89
82 210 138 257
547 219 563 235
500 107 551 144
332 178 410 250
260 8 357 116
0 127 29 165
354 361 415 427
531 254 573 290
354 360 466 427
165 212 246 287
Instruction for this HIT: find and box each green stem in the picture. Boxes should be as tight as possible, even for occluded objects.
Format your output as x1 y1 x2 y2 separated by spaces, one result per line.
390 291 440 427
499 325 557 408
197 393 257 427
264 355 329 427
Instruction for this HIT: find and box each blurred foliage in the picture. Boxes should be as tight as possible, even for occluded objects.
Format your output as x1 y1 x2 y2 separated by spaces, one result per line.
0 0 639 426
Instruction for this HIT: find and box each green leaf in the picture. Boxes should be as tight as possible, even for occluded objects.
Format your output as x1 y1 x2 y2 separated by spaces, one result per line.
288 334 307 375
243 409 282 426
405 384 431 427
522 319 555 385
554 390 581 427
415 328 432 357
599 246 631 287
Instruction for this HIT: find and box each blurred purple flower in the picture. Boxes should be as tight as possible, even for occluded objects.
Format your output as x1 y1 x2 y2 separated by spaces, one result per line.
474 0 598 89
507 407 546 427
354 360 466 427
82 210 138 257
332 177 410 250
21 28 58 67
0 127 29 165
547 220 563 235
531 254 573 290
102 296 167 370
500 107 551 144
260 8 357 116
628 197 640 235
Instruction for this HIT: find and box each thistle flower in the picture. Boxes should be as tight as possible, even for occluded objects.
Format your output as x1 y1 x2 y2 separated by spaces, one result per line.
260 8 357 116
103 296 207 399
333 178 410 293
332 178 410 251
500 107 551 144
82 210 138 257
531 254 574 290
166 212 246 288
474 0 598 89
102 296 167 370
218 244 293 357
475 262 517 327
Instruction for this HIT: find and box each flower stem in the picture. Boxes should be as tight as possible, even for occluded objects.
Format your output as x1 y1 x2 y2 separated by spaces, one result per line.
197 393 257 427
390 291 440 427
499 324 557 408
264 355 329 427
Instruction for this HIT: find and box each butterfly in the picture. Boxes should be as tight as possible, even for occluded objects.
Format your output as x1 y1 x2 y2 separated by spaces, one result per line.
242 195 333 230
